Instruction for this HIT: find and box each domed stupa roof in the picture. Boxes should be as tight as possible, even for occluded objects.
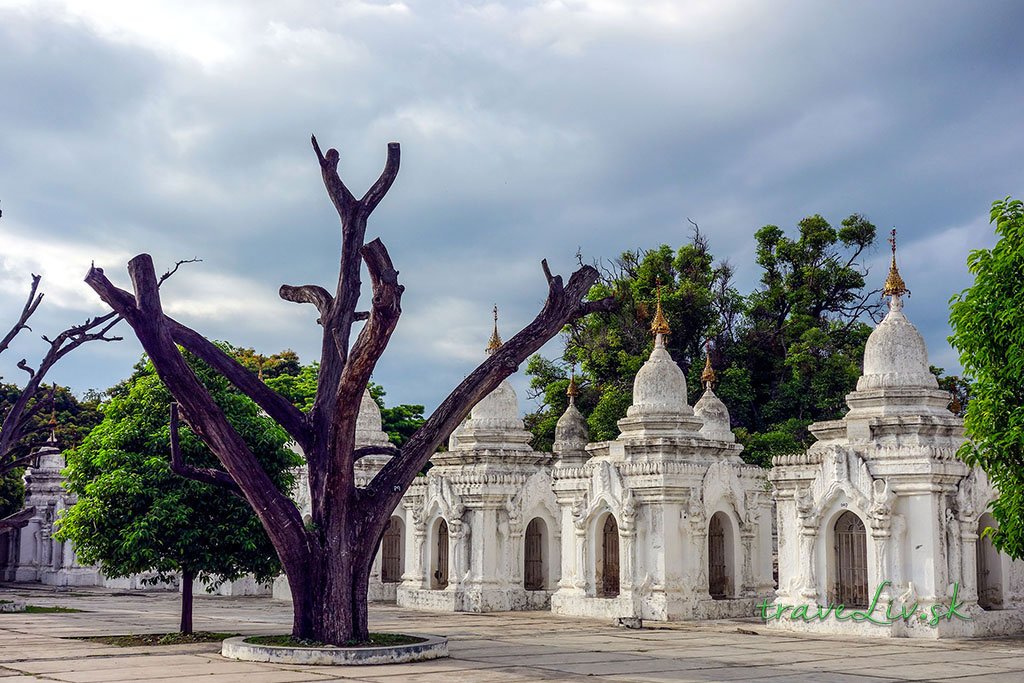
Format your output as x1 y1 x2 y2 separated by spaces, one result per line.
356 389 392 448
694 347 735 443
627 285 689 416
554 369 589 465
354 388 393 484
617 282 702 438
856 229 937 391
449 306 532 452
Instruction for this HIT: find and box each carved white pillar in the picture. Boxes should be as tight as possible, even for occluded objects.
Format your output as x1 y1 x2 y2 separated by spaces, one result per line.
407 511 427 588
959 523 980 605
797 526 818 603
740 530 756 597
869 529 893 602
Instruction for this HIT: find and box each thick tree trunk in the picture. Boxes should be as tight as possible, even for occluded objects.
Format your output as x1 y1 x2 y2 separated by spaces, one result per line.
180 569 194 635
290 535 376 644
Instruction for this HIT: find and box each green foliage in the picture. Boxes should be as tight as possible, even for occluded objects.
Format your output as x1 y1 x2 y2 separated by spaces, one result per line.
949 196 1024 559
526 215 884 467
56 350 302 590
368 383 425 447
265 363 318 412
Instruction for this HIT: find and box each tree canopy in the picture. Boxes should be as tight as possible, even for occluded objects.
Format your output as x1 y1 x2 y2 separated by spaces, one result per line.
950 196 1024 558
56 348 302 632
527 215 888 467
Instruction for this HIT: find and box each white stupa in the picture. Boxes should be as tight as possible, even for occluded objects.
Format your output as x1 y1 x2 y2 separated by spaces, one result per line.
693 349 735 444
616 284 703 439
553 369 590 466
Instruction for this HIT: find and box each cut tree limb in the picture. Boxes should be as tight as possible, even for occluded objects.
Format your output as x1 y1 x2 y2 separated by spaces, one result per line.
365 258 614 516
168 403 243 497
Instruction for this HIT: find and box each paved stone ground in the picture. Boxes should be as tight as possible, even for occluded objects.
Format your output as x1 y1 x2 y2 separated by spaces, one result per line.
1 584 1023 682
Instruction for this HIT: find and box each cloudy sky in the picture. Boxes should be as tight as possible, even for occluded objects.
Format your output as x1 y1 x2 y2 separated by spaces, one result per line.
1 0 1022 414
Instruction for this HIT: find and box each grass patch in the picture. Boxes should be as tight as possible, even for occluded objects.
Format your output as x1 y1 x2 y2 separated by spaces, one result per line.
24 605 84 614
77 632 238 647
246 633 425 648
0 600 11 604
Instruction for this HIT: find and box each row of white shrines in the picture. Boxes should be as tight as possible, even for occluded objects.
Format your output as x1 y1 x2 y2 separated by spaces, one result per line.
4 260 1024 639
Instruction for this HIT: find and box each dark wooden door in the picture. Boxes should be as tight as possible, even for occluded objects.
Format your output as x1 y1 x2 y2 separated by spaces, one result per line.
433 519 449 589
524 518 544 590
381 517 402 583
708 513 728 599
601 515 620 597
834 511 868 607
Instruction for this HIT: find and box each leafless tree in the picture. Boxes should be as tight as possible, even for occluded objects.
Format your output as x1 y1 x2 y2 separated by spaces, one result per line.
84 138 616 644
0 271 122 533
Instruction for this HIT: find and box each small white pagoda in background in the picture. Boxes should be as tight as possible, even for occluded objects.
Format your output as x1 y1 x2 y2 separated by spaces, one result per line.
396 308 561 612
3 429 100 587
550 287 774 621
770 231 1024 637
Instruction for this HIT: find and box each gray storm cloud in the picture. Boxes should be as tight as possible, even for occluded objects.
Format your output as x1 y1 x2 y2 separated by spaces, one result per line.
0 0 1021 411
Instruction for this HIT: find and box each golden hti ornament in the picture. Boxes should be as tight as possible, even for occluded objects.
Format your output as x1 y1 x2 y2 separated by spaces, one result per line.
650 279 671 336
701 342 716 387
567 366 579 403
486 304 502 354
883 228 910 298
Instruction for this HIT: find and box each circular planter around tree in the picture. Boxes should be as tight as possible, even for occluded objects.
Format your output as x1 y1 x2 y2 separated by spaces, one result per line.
221 633 448 666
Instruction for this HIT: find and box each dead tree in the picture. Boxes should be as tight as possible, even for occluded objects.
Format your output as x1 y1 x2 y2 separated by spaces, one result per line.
0 274 122 533
85 138 616 644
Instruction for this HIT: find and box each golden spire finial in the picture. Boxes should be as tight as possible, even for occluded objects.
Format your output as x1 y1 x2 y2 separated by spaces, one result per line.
882 228 910 298
650 278 671 336
47 398 58 445
486 304 502 354
567 365 579 403
701 341 716 387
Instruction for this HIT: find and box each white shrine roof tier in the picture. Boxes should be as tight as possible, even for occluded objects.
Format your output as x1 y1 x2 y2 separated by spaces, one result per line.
616 333 704 440
432 378 552 471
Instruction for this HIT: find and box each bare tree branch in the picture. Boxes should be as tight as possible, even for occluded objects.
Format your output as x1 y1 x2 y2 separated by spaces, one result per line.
367 260 614 510
311 135 357 220
168 403 243 497
353 444 399 461
359 143 401 217
336 238 404 427
280 284 333 322
84 256 308 569
166 317 311 447
158 258 202 287
0 274 43 356
0 304 122 469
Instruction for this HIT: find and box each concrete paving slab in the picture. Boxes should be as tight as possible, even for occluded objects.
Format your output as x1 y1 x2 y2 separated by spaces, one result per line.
1 585 1022 682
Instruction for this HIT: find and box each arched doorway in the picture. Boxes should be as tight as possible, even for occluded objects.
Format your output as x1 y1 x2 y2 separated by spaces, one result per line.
524 518 547 590
833 510 868 607
597 514 620 598
432 519 449 590
708 512 732 599
381 516 403 583
977 513 1002 610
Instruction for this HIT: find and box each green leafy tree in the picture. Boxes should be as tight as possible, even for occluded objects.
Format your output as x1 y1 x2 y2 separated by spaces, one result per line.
528 228 734 449
527 214 883 465
57 350 301 633
949 196 1024 558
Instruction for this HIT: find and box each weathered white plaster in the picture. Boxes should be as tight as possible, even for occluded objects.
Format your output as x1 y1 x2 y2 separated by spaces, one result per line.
4 442 101 587
769 293 1024 638
551 333 773 622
